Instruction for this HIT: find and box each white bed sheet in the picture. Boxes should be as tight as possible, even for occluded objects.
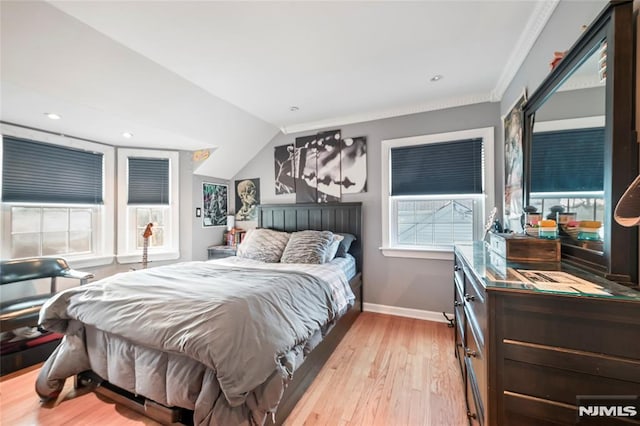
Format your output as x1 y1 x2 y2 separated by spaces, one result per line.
209 254 357 314
210 254 357 280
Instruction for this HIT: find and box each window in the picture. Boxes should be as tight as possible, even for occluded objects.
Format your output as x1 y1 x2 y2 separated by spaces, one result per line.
117 149 179 263
381 127 494 260
530 117 605 223
0 128 115 267
10 206 94 258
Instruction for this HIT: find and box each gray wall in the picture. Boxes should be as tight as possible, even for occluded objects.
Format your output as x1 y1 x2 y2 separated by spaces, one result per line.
498 0 608 219
500 0 607 116
232 102 501 314
229 1 613 314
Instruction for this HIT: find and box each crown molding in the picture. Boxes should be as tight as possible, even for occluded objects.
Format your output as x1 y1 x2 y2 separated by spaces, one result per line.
280 93 492 135
490 0 560 101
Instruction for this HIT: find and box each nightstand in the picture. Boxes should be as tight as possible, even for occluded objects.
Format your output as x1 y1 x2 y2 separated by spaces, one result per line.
207 245 237 259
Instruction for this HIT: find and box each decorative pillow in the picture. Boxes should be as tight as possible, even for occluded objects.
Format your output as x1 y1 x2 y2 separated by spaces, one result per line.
323 234 344 263
335 233 356 257
236 228 290 263
281 230 335 264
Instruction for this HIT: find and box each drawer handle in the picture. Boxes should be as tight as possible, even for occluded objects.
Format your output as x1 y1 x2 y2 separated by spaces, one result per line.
467 411 477 419
454 301 462 307
454 265 461 271
464 294 475 302
465 348 478 358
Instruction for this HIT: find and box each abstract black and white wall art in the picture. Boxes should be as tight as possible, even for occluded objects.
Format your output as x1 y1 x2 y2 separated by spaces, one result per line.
274 144 295 195
202 182 228 227
277 129 368 203
315 129 342 203
341 136 367 194
294 135 318 203
235 178 260 221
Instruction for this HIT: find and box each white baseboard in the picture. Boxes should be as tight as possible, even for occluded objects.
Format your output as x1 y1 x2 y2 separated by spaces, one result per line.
363 303 453 324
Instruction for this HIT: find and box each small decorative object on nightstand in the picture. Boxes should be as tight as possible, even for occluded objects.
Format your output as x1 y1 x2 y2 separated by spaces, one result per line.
207 245 237 260
224 229 246 246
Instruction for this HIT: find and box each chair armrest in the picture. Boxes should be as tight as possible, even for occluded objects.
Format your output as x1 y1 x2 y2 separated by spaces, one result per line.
59 269 95 285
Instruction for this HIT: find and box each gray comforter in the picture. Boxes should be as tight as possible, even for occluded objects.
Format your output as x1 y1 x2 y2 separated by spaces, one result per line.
36 261 347 425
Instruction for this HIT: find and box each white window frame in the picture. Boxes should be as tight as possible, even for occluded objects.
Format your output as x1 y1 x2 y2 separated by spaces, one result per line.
116 148 179 264
0 124 115 268
380 127 495 260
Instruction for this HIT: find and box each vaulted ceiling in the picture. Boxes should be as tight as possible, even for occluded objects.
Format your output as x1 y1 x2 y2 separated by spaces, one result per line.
1 1 571 178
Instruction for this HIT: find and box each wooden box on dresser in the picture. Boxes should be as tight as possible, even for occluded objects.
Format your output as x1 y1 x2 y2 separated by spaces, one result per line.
454 242 640 426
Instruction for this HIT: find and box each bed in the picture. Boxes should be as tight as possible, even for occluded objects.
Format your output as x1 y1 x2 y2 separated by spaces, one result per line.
35 202 363 426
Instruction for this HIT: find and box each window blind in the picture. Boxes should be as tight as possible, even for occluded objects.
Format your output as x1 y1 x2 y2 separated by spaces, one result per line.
2 136 103 204
128 157 169 204
531 127 604 193
391 138 483 196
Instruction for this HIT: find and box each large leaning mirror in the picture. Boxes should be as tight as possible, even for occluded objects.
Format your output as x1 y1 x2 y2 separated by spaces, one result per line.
523 0 637 284
530 48 606 253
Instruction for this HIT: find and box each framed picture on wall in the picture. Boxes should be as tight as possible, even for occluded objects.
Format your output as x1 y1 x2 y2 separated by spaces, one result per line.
235 178 260 221
274 144 295 195
202 182 228 227
341 136 367 194
503 90 527 232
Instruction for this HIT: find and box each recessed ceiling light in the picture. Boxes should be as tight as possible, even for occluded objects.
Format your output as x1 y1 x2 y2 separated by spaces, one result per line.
122 132 134 139
45 112 61 120
289 106 299 112
430 75 444 82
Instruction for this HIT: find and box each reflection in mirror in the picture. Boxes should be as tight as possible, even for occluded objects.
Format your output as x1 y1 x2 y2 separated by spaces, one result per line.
529 42 606 254
524 0 636 283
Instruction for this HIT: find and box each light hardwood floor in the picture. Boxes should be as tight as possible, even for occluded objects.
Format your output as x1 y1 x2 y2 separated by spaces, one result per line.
0 313 466 425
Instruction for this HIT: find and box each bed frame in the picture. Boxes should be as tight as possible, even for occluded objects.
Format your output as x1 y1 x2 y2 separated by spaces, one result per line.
76 202 363 425
258 202 363 425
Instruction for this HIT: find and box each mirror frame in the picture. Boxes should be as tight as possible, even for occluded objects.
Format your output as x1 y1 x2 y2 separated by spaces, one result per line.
523 0 637 284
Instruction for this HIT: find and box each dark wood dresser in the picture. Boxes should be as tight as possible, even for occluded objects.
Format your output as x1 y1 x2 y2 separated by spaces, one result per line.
454 242 640 426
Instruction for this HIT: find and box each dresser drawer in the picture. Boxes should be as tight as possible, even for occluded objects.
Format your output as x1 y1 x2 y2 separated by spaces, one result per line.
500 293 640 360
503 392 577 426
454 267 466 379
463 274 486 347
503 391 639 426
504 359 640 406
465 358 483 426
455 274 464 312
455 325 466 380
455 301 465 340
465 312 486 423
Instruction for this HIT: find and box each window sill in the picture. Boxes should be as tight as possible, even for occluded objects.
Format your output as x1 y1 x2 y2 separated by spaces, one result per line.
379 246 454 261
116 250 180 264
66 255 115 269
